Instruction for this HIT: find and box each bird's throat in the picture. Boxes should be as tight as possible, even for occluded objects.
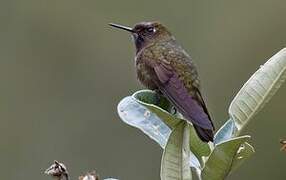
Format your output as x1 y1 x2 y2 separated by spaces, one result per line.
133 34 146 54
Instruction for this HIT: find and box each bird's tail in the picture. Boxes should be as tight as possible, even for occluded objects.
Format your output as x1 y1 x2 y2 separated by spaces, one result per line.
193 125 214 142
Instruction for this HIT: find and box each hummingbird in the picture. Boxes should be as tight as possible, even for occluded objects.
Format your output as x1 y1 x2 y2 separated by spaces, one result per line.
109 21 214 142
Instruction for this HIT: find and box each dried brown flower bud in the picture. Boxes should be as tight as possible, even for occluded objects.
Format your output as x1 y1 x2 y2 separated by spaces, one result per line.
79 171 99 180
45 160 69 180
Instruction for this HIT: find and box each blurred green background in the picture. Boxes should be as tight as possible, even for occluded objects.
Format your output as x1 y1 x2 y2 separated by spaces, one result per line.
0 0 286 179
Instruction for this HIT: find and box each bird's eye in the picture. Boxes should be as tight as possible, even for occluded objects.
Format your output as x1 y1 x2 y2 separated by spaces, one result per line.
146 27 155 33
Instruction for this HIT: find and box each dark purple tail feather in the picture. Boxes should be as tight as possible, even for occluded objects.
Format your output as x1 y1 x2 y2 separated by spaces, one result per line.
193 125 214 142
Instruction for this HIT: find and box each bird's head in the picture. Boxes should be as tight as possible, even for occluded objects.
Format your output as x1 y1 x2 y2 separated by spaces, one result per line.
109 21 173 53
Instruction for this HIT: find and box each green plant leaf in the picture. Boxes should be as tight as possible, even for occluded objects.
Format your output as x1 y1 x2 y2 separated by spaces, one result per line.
161 122 192 180
133 90 181 128
189 125 211 161
214 119 237 145
230 142 255 173
133 90 211 158
201 135 251 180
213 119 254 175
117 96 172 148
118 91 210 169
229 48 286 133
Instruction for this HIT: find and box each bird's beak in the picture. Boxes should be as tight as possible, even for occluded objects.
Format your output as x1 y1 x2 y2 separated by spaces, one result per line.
109 23 135 33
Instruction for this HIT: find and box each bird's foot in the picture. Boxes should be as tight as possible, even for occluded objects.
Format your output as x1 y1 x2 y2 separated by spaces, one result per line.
170 106 177 115
153 90 162 106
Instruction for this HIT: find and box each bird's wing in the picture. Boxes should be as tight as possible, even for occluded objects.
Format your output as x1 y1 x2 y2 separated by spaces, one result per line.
193 87 215 129
153 61 214 130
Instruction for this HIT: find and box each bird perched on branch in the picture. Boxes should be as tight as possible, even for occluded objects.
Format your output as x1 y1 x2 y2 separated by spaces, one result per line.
110 21 215 142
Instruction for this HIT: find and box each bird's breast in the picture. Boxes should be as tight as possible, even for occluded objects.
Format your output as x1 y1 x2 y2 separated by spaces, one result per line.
135 56 158 90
